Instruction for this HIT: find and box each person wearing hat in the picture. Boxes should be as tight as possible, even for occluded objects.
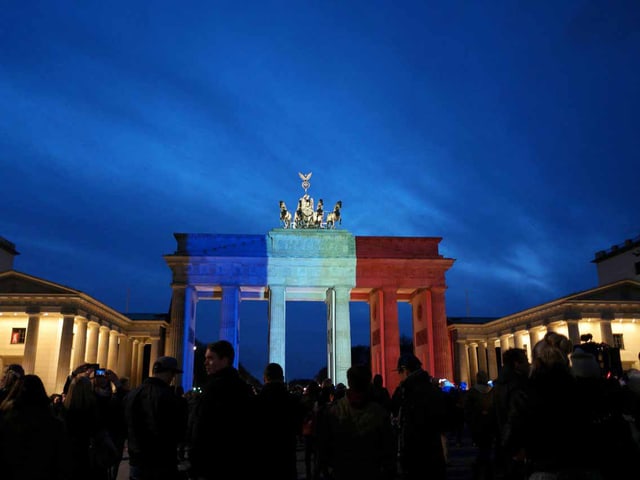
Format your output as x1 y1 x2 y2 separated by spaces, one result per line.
124 356 188 480
391 353 447 480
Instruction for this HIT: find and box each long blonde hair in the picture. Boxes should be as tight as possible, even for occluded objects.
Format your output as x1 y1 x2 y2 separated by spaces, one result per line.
63 375 97 411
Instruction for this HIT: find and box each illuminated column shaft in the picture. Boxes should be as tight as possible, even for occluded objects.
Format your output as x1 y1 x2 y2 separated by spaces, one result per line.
333 286 351 387
85 322 100 363
56 315 75 393
268 285 286 375
72 319 88 371
107 330 119 372
220 286 240 368
23 313 40 374
181 286 196 390
97 326 109 368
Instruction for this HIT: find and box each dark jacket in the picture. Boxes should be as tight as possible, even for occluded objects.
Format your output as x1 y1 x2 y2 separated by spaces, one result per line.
254 381 305 480
318 389 396 480
392 369 447 479
124 377 187 471
188 366 255 479
0 404 72 480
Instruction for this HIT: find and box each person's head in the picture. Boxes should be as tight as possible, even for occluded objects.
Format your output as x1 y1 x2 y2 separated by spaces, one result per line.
204 340 235 375
153 356 183 384
347 365 372 393
502 348 530 376
63 375 96 410
531 332 572 374
476 370 490 385
1 364 24 390
263 362 284 384
372 373 384 388
1 374 50 411
396 353 422 380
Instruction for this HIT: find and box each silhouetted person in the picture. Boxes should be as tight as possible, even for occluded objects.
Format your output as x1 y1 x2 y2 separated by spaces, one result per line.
502 332 586 479
188 340 255 480
0 363 24 404
63 375 110 480
317 364 396 480
392 353 448 480
464 370 497 480
301 380 321 480
254 362 305 480
493 347 529 479
371 373 392 413
0 374 72 480
125 356 187 480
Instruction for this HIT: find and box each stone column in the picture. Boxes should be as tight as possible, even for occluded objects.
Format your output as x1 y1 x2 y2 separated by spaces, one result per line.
220 286 240 368
97 325 109 368
499 334 510 362
600 318 614 346
469 343 479 384
566 320 580 346
130 339 140 387
107 330 119 372
477 342 488 374
180 286 196 391
430 287 453 380
326 288 337 383
412 289 433 375
148 337 160 377
136 341 146 384
487 338 499 380
117 334 131 378
85 321 100 364
456 341 470 386
368 290 383 377
55 315 75 393
268 285 286 373
381 288 401 395
333 286 351 387
167 286 186 359
71 318 88 371
22 313 40 374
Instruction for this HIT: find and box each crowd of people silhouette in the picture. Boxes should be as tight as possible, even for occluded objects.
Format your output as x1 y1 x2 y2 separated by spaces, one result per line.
1 334 640 480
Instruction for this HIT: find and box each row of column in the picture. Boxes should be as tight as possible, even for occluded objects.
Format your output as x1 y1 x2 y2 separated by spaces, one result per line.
370 287 452 395
168 284 354 391
168 283 451 396
457 319 615 387
21 313 160 394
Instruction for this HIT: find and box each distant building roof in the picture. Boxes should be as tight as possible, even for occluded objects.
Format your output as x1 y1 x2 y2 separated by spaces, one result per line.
447 316 499 325
123 313 170 321
593 234 640 263
0 236 19 255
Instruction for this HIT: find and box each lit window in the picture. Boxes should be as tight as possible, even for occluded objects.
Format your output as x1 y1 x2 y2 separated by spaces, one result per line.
10 328 26 345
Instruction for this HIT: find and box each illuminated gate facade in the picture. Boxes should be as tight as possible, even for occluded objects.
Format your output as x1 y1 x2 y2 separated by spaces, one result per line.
164 229 454 393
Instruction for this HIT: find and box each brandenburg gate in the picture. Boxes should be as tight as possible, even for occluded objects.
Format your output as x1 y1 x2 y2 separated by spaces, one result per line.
164 173 454 393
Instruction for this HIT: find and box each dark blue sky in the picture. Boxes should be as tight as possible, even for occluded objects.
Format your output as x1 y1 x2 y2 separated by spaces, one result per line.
2 1 639 380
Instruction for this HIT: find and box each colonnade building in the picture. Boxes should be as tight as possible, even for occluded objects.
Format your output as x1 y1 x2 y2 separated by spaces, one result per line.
449 234 640 385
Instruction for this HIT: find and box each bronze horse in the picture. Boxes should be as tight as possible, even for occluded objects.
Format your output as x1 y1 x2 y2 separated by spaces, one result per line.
325 200 342 229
